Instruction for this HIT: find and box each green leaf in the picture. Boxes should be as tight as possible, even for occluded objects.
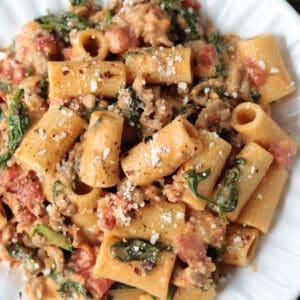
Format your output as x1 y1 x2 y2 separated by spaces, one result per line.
167 284 177 300
183 168 217 206
7 242 40 272
39 79 48 99
32 224 73 251
0 108 5 120
110 239 172 267
36 12 90 40
119 87 141 125
0 88 30 169
163 0 200 43
215 158 246 212
52 180 64 203
70 0 87 6
90 117 102 132
249 90 261 104
57 279 92 299
0 81 12 93
207 245 224 262
110 282 135 290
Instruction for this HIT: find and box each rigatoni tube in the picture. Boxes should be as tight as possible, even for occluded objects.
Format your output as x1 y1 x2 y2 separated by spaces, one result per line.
176 130 232 211
221 142 273 221
48 58 126 100
15 105 85 176
79 111 124 188
121 116 200 185
237 34 295 103
221 224 260 266
125 47 192 85
232 102 297 165
238 163 288 233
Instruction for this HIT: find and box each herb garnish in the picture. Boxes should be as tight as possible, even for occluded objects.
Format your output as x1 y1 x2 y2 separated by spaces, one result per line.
0 81 12 93
70 0 87 6
163 0 200 43
119 87 141 126
0 88 30 169
207 245 224 262
7 242 39 272
199 32 227 80
167 284 177 300
123 48 155 59
36 12 90 40
52 180 64 204
183 158 246 218
38 79 48 99
249 90 261 104
90 117 102 132
110 283 135 290
57 279 92 298
31 224 73 251
110 239 172 269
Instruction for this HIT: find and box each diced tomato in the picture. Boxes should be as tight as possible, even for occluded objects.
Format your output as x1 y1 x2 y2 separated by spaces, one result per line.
174 222 207 265
197 43 218 66
245 57 267 86
181 0 201 10
0 58 25 85
268 139 297 167
69 244 96 274
2 165 44 216
32 33 58 59
83 273 114 299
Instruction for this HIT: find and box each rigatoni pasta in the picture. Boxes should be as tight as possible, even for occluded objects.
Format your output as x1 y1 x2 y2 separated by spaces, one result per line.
0 1 297 299
224 142 273 221
125 47 192 85
238 163 288 233
121 116 200 185
221 224 260 266
14 105 85 175
48 58 126 100
79 111 124 187
176 130 232 211
236 34 295 103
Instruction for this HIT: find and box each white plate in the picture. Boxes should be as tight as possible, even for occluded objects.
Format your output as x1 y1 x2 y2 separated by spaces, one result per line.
0 0 300 299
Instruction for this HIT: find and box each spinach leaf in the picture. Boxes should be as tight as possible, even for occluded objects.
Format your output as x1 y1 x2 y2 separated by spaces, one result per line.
183 159 246 217
110 239 172 268
57 279 92 299
70 0 87 6
90 117 102 132
207 245 224 262
199 32 227 80
38 79 48 99
0 88 30 169
183 168 217 206
163 0 200 43
31 224 73 251
249 90 261 104
119 87 141 126
0 108 5 120
0 81 12 93
52 180 64 204
110 282 135 290
7 242 39 272
167 284 177 300
36 12 90 40
215 158 246 212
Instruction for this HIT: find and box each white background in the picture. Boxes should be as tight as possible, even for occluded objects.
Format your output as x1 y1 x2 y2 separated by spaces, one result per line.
0 0 299 299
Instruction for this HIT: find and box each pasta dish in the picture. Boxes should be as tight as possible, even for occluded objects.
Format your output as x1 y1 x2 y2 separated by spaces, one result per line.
0 0 297 299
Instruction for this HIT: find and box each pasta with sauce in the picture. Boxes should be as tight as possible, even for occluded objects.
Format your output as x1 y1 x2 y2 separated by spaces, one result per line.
0 0 296 299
